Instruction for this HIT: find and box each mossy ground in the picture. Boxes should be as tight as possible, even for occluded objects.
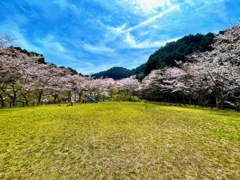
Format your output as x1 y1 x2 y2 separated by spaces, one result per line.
0 102 239 179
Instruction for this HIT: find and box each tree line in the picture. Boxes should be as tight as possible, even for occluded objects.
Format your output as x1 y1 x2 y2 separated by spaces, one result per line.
0 26 239 110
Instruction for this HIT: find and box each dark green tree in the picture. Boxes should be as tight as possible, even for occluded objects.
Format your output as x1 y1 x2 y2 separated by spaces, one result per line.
92 67 133 80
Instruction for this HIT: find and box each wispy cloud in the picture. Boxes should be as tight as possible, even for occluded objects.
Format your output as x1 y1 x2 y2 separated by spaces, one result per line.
125 33 182 49
52 0 80 15
83 43 115 54
36 34 66 53
119 0 174 15
128 5 180 32
105 4 180 50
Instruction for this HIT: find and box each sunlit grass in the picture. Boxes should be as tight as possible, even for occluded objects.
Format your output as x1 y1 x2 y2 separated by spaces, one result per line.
0 102 239 179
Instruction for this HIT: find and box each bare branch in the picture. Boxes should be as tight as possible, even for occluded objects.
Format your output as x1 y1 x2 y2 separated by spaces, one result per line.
0 33 15 50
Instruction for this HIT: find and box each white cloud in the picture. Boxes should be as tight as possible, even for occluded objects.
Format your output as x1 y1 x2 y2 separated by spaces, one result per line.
52 0 80 15
129 4 179 31
125 32 136 47
36 34 66 52
137 0 172 13
106 3 179 50
83 43 115 54
124 31 181 49
183 0 195 6
112 24 127 36
120 0 174 15
182 0 226 7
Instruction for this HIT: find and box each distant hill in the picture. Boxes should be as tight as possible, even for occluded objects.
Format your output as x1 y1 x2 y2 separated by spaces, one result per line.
93 32 215 80
92 67 134 80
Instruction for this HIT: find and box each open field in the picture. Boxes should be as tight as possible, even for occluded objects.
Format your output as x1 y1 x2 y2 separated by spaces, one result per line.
0 102 239 179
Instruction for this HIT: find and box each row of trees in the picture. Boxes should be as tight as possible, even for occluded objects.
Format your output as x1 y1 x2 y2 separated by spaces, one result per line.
0 43 140 107
0 26 239 109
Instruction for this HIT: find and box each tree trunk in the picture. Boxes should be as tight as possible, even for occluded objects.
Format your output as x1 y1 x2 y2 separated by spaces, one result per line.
174 95 178 104
67 91 72 102
0 95 5 107
53 94 58 104
11 93 17 107
21 93 29 106
37 89 44 105
216 97 224 109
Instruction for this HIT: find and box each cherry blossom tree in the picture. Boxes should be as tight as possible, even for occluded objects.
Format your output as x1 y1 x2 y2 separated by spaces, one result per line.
71 75 85 100
0 47 37 106
141 67 187 103
0 34 15 106
182 25 240 108
114 76 140 101
95 78 115 101
0 47 71 106
40 66 76 103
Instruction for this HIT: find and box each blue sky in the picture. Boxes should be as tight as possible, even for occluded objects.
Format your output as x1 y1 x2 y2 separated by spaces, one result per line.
0 0 239 75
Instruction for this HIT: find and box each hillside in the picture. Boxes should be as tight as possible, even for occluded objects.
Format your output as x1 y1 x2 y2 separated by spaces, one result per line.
92 66 134 80
144 32 215 75
93 32 215 79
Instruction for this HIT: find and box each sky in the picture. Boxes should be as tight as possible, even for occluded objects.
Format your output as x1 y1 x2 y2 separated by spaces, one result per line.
0 0 239 75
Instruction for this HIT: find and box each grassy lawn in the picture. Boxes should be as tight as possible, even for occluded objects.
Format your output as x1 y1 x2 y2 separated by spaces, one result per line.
0 102 239 179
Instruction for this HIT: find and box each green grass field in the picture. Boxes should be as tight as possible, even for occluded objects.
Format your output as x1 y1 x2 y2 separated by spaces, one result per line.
0 102 239 179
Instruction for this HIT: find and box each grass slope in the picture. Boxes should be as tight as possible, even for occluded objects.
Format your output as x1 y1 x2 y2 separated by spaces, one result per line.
0 102 239 179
